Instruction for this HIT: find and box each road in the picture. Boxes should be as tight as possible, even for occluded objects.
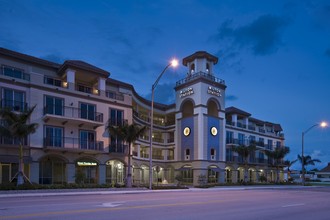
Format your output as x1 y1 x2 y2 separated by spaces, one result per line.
1 187 330 220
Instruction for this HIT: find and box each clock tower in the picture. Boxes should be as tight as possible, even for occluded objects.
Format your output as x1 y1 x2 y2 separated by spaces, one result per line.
174 51 227 185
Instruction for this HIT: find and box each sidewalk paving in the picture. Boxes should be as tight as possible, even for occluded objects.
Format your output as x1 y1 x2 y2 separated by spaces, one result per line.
0 185 318 198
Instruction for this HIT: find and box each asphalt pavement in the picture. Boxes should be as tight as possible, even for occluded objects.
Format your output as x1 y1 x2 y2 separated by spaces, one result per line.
0 185 321 198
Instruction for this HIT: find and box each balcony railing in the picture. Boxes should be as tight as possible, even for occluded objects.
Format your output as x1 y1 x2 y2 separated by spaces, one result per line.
1 99 28 112
106 91 124 101
43 137 104 151
109 144 127 154
133 110 150 123
1 65 30 81
44 105 103 122
176 71 225 86
226 121 284 138
0 136 28 145
44 76 66 88
108 118 128 126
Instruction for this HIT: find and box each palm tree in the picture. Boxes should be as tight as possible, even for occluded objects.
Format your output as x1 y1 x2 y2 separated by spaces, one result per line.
298 154 321 173
265 147 290 183
284 159 297 180
0 105 38 185
232 144 256 183
107 122 146 188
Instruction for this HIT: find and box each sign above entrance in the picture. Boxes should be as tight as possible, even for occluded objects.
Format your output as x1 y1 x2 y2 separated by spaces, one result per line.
207 86 221 97
77 161 97 166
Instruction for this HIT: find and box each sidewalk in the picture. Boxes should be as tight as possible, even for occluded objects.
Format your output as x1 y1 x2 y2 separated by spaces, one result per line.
0 185 316 198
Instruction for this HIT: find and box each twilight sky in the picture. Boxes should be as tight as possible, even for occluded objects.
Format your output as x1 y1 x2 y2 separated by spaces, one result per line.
1 0 329 170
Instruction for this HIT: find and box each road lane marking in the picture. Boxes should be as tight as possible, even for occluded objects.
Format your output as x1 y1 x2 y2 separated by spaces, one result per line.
0 199 234 219
100 202 125 207
282 203 305 208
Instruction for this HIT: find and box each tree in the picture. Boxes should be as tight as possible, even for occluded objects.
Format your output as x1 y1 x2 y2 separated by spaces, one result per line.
0 105 38 185
107 122 146 188
284 159 297 180
298 154 321 173
265 146 290 183
232 144 256 183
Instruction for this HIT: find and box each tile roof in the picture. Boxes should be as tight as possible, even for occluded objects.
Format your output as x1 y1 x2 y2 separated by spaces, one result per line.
225 106 251 117
182 51 218 66
0 47 60 69
58 60 110 77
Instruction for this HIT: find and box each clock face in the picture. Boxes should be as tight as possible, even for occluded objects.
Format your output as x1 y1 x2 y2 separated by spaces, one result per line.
211 127 218 136
183 127 191 136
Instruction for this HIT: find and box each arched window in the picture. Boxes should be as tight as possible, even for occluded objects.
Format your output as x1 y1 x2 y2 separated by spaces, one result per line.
206 63 210 73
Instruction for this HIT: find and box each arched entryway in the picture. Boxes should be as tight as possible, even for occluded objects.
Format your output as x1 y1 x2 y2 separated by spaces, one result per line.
105 160 125 185
39 155 66 184
178 165 193 184
208 165 220 183
225 166 235 183
75 157 98 184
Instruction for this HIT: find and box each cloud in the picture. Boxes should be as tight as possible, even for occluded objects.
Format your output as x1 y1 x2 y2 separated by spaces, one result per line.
215 14 290 55
226 95 239 101
39 53 66 64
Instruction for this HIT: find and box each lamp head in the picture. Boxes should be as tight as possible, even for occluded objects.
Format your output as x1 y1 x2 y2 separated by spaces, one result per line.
170 59 179 68
320 121 327 128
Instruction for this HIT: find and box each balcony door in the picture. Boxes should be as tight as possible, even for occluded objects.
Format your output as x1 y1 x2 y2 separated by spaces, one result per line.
80 103 95 121
45 126 63 147
80 130 95 150
2 88 25 111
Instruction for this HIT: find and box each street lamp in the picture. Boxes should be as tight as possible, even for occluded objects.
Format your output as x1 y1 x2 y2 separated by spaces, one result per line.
149 59 178 190
301 121 327 185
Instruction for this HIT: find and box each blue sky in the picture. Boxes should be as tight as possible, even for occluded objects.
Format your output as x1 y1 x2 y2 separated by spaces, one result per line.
1 0 330 170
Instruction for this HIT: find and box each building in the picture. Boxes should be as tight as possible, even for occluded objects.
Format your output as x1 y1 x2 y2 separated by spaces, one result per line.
314 163 330 182
0 48 286 186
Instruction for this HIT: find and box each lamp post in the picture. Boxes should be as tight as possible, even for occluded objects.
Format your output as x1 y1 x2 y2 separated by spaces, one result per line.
301 121 327 185
149 59 178 190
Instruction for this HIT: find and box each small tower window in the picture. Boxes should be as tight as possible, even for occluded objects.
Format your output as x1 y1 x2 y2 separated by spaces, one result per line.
206 63 210 73
190 63 195 74
185 148 190 160
211 148 216 160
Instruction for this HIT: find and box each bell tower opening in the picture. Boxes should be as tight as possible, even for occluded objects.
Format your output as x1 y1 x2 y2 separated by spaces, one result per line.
182 100 194 118
207 100 218 117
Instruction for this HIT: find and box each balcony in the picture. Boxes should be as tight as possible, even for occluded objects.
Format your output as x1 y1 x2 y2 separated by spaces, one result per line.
108 118 128 126
109 144 127 154
106 90 124 101
43 105 103 128
176 71 225 87
0 136 27 146
226 121 284 138
226 121 235 126
237 122 247 129
43 137 104 152
44 76 67 88
0 99 28 112
1 65 30 81
133 110 150 123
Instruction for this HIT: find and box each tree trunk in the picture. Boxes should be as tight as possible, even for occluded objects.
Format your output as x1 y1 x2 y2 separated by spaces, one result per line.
126 143 132 188
276 167 280 183
17 144 24 186
244 161 248 183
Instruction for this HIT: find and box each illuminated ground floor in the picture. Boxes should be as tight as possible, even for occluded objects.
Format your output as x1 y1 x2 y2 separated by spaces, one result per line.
0 149 284 186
